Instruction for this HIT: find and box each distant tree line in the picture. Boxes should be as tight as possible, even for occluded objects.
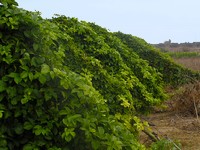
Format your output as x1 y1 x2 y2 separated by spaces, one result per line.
153 40 200 49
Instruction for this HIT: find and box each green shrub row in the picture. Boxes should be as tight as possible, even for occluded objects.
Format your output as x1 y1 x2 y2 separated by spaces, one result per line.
0 0 189 149
0 1 164 149
114 32 200 86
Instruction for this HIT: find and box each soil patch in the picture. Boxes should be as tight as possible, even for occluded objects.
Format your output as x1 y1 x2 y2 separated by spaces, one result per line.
140 82 200 149
141 111 200 150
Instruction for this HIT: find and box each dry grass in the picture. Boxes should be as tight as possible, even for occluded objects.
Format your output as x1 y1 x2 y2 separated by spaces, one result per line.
174 57 200 71
169 81 200 116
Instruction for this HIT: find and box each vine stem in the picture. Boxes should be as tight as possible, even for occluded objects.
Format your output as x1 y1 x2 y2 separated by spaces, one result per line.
193 95 199 121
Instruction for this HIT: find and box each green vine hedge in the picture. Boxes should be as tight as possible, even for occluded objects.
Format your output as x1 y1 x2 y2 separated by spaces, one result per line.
0 0 196 149
114 32 200 86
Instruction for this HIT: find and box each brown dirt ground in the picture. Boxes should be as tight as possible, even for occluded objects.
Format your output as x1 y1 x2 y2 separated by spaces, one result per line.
141 111 200 150
140 82 200 150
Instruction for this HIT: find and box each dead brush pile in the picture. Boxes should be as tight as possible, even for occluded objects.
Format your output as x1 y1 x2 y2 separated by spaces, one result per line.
169 81 200 116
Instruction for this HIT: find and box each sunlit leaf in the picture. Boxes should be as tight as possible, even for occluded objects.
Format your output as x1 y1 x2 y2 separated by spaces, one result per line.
41 64 50 74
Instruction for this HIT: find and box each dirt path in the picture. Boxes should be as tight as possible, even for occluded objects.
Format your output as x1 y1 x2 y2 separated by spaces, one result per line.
141 111 200 150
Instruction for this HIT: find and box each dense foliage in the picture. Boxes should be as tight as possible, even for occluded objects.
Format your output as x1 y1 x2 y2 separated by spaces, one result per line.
0 0 194 149
51 17 166 114
114 32 200 86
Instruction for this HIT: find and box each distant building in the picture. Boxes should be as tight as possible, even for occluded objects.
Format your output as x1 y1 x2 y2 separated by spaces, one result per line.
164 39 171 45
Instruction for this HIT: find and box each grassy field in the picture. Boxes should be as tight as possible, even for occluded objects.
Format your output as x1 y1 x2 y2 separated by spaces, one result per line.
155 42 200 72
163 50 200 72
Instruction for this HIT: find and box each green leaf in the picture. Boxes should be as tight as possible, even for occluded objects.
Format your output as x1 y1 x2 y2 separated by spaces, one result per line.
21 98 27 104
92 140 100 150
0 81 6 92
8 72 17 78
36 57 45 65
24 121 33 130
98 127 104 135
24 31 30 38
68 114 81 122
31 57 37 66
41 64 50 74
60 79 69 90
59 107 71 116
1 0 18 6
20 71 28 79
10 97 18 105
21 94 31 104
29 72 34 81
38 74 47 84
0 139 7 147
7 73 22 84
0 94 4 101
0 110 4 118
15 124 24 134
6 87 17 99
33 43 39 51
23 144 34 150
0 104 6 110
63 114 81 127
50 71 55 79
14 74 22 84
62 128 75 142
63 118 69 126
0 32 2 39
35 108 43 117
33 125 43 135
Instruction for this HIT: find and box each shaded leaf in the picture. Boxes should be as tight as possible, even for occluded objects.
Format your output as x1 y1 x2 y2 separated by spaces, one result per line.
39 74 47 84
0 81 6 92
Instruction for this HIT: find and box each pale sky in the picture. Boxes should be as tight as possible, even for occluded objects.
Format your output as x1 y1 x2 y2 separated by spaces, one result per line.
16 0 200 44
